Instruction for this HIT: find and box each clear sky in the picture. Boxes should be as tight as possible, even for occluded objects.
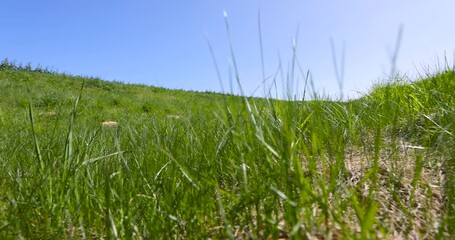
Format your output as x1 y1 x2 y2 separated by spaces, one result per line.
2 1 455 99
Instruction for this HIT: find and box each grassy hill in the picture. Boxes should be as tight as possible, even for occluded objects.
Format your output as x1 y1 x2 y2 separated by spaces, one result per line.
0 60 454 239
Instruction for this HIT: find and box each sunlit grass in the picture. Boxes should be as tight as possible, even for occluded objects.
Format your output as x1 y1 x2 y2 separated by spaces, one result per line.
0 58 454 239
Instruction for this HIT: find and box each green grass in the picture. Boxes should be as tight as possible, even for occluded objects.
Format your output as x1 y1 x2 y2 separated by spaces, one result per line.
0 60 454 239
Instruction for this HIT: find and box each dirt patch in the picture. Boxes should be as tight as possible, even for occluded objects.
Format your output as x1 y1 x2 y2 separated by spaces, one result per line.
342 140 444 238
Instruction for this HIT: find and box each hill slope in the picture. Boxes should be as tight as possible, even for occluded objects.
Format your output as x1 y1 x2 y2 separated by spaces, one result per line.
0 62 454 238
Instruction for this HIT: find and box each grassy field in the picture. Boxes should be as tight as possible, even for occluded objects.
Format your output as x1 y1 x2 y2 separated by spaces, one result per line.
0 60 454 239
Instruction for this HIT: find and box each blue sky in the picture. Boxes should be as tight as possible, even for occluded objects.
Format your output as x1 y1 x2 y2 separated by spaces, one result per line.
2 1 455 99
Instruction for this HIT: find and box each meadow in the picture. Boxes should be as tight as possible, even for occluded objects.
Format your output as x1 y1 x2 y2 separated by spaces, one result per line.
0 59 454 239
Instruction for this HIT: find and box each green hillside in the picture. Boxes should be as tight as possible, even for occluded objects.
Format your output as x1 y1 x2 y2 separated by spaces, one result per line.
0 60 454 239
